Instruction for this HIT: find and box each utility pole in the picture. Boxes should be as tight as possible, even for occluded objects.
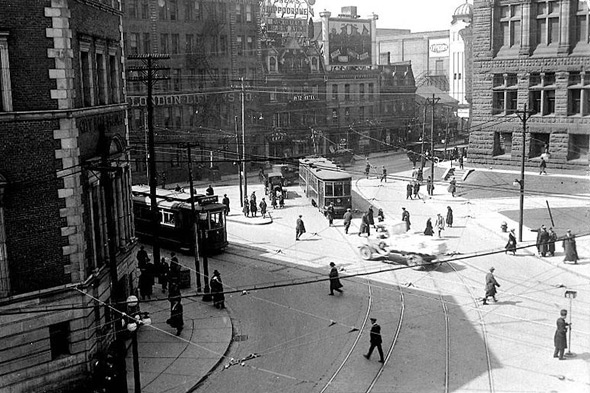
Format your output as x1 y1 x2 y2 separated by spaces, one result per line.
127 54 170 268
515 104 534 242
428 94 440 180
235 115 243 207
241 77 248 200
186 144 202 292
421 104 427 170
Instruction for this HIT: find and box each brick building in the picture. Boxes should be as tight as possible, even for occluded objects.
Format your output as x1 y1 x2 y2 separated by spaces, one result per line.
469 0 590 169
0 1 136 391
122 0 262 185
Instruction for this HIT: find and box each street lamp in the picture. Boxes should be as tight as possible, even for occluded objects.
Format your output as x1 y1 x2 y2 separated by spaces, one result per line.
126 295 151 393
564 290 577 357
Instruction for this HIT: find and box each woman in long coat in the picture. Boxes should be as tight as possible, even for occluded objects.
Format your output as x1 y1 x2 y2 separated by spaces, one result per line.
563 230 579 264
167 299 184 336
424 218 434 236
483 267 500 305
328 262 343 295
210 270 225 309
242 198 250 217
505 229 517 255
448 177 457 197
446 206 454 228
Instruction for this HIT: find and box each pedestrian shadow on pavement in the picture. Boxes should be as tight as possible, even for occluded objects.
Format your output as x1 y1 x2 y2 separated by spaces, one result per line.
494 300 522 306
435 262 467 273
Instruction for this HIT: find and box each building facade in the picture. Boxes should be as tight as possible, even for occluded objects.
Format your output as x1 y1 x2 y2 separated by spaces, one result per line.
469 0 590 169
449 1 473 119
122 0 262 185
0 1 136 391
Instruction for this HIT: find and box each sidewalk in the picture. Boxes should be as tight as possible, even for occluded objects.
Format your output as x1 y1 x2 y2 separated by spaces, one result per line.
125 261 233 393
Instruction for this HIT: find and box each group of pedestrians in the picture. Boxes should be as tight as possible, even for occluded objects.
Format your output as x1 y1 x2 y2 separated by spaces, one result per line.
422 206 453 238
532 225 578 263
406 181 421 200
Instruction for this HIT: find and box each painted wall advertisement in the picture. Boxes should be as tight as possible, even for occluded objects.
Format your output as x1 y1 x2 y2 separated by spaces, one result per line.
429 38 449 58
328 19 372 65
261 0 315 18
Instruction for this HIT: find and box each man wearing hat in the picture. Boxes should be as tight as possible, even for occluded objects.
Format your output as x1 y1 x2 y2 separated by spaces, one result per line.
328 262 343 296
505 229 517 255
364 318 384 363
563 230 579 264
554 309 570 360
483 267 500 305
296 215 306 241
536 225 550 257
343 208 353 235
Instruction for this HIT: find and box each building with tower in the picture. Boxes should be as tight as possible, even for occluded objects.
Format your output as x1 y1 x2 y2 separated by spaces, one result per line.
469 0 590 170
449 1 473 120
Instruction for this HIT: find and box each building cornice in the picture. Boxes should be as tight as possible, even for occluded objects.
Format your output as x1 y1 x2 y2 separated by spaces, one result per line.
0 104 128 123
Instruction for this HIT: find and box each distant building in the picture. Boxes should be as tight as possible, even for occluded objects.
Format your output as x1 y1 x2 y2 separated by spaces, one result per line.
122 0 262 184
0 1 135 391
469 0 590 169
449 1 473 119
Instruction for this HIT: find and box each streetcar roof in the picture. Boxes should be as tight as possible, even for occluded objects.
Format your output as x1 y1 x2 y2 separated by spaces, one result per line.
299 157 351 181
131 185 219 205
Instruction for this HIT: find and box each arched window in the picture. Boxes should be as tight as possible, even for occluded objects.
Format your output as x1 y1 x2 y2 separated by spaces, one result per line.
269 56 277 72
311 57 318 71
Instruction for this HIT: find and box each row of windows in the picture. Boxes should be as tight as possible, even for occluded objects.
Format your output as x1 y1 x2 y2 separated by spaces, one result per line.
494 132 589 161
498 0 590 50
331 106 375 124
267 54 320 73
123 0 253 23
331 83 375 101
124 32 248 57
492 72 590 116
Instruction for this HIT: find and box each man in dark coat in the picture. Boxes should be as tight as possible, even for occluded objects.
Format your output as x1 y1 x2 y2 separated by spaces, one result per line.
446 206 454 228
367 206 376 229
210 270 225 309
222 194 230 215
167 299 184 336
553 309 569 360
424 218 434 236
563 230 579 264
364 318 384 363
505 229 517 255
483 267 500 305
206 184 214 195
343 208 353 234
138 265 154 300
358 212 371 237
250 194 258 217
169 252 181 283
547 227 557 256
426 176 434 196
413 181 420 199
536 225 550 257
136 245 149 270
328 262 343 296
326 203 335 226
296 215 306 240
259 198 268 219
406 182 413 199
401 208 411 232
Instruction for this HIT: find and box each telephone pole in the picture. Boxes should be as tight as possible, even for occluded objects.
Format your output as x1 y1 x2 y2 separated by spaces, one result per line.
241 77 248 201
427 94 440 179
127 54 170 268
514 104 535 242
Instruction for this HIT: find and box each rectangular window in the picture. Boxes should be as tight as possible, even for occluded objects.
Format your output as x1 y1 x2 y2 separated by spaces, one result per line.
344 84 350 100
169 0 177 20
236 36 243 55
247 36 254 55
500 4 521 47
359 106 365 122
575 1 590 44
246 4 252 22
109 54 119 104
492 73 518 114
568 134 589 160
171 34 179 54
160 34 169 53
186 34 193 54
493 131 513 156
143 33 151 53
220 35 228 55
49 322 70 360
369 83 374 100
0 33 13 111
173 69 181 91
159 2 167 19
359 83 365 99
129 33 139 55
96 52 107 105
236 4 243 23
529 72 556 115
80 49 93 106
141 0 149 19
536 1 559 46
127 0 138 18
332 84 338 100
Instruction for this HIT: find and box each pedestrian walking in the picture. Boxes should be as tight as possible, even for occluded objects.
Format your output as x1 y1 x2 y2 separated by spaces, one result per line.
426 176 434 196
446 206 454 228
328 262 343 296
138 265 154 300
539 157 547 175
424 218 434 236
159 257 169 292
401 207 411 232
406 182 413 200
562 230 579 264
505 229 517 255
206 184 214 195
359 212 371 237
380 166 387 182
553 309 569 360
417 167 424 182
377 208 385 222
210 270 225 309
413 181 420 199
365 160 371 179
326 203 335 226
367 206 376 230
342 208 353 234
448 177 457 197
167 299 184 336
536 225 550 257
259 198 268 219
136 245 149 270
168 280 181 308
482 267 500 305
459 154 464 170
278 192 285 208
411 167 418 180
222 194 230 215
242 197 250 217
547 227 557 256
364 318 384 363
435 213 445 237
169 252 181 283
296 215 306 240
270 192 277 209
250 195 258 217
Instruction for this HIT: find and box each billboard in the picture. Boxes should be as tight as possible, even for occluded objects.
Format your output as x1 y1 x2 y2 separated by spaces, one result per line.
265 17 308 35
261 0 314 18
429 38 449 58
328 19 372 65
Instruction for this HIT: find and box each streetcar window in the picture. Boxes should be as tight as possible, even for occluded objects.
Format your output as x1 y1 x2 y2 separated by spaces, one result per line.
334 183 343 196
344 183 351 195
209 212 223 228
325 183 333 196
160 209 176 227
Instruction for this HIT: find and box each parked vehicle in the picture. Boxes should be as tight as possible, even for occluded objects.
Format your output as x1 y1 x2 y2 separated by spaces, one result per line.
358 221 447 270
325 148 355 167
270 163 299 185
265 171 286 198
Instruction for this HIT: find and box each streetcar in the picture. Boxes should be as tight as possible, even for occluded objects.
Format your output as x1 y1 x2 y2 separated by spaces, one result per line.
298 157 352 218
131 185 228 255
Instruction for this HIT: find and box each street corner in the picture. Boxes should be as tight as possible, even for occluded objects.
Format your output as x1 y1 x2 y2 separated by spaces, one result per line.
226 213 273 225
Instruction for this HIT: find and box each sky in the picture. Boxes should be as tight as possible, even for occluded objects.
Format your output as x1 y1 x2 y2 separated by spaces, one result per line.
310 0 471 32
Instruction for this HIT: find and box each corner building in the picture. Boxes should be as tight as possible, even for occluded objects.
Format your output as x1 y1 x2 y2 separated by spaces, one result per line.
469 0 590 169
0 1 136 391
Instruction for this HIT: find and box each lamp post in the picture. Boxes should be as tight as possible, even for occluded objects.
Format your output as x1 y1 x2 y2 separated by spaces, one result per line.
565 290 577 356
126 295 152 393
